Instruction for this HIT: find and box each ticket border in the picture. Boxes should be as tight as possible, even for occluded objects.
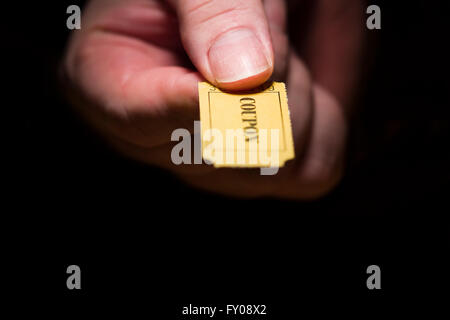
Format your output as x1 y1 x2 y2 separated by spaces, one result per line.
199 81 295 168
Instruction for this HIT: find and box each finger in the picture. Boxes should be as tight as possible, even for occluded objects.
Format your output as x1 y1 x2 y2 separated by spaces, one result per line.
263 0 289 81
292 0 364 111
168 0 274 90
280 55 347 199
64 0 203 149
292 85 347 199
67 46 202 149
263 0 286 32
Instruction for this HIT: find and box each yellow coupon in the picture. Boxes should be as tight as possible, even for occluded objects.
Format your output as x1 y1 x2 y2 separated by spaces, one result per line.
198 81 295 168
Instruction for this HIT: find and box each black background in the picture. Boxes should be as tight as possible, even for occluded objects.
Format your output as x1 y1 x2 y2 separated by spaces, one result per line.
4 0 449 316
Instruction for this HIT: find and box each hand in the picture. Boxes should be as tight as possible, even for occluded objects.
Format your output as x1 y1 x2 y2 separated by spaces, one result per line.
63 0 364 199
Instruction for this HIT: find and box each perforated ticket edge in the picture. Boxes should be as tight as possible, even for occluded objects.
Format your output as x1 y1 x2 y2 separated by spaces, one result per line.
198 81 295 168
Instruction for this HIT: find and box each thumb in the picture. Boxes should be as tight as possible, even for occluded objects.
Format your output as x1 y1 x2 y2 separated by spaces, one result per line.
169 0 274 90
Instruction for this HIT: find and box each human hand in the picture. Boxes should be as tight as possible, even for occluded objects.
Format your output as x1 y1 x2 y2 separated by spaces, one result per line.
63 0 363 199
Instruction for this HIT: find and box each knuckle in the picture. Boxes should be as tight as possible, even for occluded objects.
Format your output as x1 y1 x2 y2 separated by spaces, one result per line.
65 36 95 85
300 158 344 199
184 0 251 26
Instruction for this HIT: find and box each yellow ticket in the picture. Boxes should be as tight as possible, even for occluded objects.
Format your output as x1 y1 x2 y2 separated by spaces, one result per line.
198 81 295 168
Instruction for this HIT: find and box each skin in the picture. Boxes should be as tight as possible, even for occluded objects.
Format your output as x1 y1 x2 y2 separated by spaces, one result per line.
63 0 364 199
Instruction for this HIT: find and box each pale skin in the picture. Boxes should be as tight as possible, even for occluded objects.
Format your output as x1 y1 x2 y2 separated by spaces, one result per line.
63 0 364 199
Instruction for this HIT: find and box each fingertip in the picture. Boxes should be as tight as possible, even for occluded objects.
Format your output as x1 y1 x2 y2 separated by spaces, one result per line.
215 64 273 91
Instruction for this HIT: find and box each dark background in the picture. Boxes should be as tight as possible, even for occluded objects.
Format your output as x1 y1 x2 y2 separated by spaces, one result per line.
4 0 449 316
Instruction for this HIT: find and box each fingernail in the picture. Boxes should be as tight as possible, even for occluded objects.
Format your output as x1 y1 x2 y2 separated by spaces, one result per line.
208 28 272 84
